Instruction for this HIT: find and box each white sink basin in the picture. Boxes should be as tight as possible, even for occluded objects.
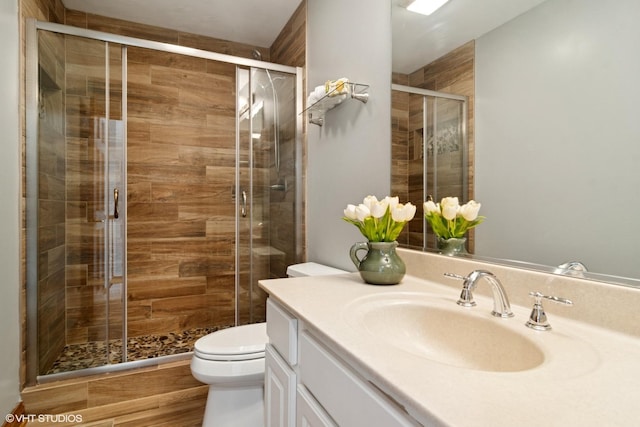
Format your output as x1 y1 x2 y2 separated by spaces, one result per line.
345 292 545 372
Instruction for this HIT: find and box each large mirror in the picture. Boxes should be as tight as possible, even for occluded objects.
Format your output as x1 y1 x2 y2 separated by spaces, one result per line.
392 0 640 286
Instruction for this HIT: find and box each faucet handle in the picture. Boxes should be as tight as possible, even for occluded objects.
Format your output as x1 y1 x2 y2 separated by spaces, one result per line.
525 291 573 331
443 272 477 307
444 272 466 280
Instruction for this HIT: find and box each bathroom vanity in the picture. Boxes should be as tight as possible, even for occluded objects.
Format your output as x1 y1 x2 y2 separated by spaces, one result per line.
264 297 418 426
259 249 640 427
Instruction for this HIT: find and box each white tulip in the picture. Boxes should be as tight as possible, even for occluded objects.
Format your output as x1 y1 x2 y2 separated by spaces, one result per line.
370 199 389 219
392 202 417 222
423 200 438 214
343 195 421 242
440 197 459 221
459 200 481 221
391 205 404 222
344 204 358 220
383 196 400 211
362 195 378 211
355 204 371 222
405 202 417 220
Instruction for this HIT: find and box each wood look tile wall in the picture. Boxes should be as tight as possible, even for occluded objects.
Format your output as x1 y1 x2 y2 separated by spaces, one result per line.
21 360 206 427
33 6 67 379
125 47 238 337
271 1 306 68
4 402 28 427
20 0 306 424
64 10 267 61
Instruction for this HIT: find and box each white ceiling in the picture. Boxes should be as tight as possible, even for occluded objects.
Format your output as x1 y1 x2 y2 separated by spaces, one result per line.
62 0 547 73
392 0 548 73
61 0 303 47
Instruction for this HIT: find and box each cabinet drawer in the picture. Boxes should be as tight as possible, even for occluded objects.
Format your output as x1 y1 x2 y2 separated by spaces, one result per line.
267 298 298 365
300 332 418 427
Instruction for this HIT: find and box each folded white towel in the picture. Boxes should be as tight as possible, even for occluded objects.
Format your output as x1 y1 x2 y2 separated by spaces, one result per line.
314 85 326 99
332 93 347 105
307 93 319 107
322 93 346 108
307 82 349 110
325 78 350 97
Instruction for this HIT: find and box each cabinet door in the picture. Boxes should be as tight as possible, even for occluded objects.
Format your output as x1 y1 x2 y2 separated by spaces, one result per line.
296 385 338 427
265 344 296 427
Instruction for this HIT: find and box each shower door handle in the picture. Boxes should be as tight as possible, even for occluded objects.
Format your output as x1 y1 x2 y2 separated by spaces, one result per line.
113 188 119 219
241 190 247 217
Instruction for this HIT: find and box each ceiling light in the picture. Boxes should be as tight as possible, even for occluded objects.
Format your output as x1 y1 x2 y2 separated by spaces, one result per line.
406 0 450 16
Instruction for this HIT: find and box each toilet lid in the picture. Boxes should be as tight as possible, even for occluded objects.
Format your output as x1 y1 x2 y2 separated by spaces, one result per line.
194 323 267 361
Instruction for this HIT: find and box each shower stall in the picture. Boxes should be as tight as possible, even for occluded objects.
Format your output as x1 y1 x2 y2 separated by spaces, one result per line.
25 20 302 384
391 84 468 251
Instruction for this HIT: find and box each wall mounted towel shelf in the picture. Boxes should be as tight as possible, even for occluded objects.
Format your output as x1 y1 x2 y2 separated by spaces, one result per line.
304 82 369 126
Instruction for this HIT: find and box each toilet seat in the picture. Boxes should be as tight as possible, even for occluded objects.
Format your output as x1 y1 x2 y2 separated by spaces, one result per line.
194 322 267 361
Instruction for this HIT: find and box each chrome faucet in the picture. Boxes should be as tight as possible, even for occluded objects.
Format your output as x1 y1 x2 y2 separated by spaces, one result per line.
554 261 588 277
444 270 514 318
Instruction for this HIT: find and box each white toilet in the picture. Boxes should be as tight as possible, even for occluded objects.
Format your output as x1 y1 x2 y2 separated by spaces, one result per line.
190 262 347 427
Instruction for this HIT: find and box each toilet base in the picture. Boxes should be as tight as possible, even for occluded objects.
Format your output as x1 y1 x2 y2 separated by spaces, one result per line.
202 383 264 427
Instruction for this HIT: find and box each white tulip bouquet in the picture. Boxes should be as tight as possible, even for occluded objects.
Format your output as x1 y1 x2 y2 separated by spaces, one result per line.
423 197 485 239
343 195 417 242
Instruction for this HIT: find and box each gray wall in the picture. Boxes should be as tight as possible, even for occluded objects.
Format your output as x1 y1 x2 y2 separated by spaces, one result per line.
0 0 22 415
306 0 392 271
475 0 640 279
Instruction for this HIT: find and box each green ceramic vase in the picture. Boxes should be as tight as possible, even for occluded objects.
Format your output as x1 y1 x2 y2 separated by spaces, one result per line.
437 237 467 256
349 241 406 285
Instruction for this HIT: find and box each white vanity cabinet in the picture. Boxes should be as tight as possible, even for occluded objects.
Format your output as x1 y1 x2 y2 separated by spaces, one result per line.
296 385 337 427
265 298 419 427
265 299 300 427
264 298 345 426
265 344 297 426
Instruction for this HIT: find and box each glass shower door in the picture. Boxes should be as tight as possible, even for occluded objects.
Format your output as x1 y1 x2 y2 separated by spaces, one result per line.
27 31 126 379
236 66 298 325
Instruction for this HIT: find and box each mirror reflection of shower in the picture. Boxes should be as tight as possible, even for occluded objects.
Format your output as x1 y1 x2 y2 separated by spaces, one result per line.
252 49 287 192
391 84 468 251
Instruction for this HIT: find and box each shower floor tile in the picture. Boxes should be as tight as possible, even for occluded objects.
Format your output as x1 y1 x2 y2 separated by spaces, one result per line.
46 325 232 375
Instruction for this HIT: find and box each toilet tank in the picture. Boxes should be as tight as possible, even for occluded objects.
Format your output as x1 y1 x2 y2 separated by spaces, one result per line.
286 262 348 277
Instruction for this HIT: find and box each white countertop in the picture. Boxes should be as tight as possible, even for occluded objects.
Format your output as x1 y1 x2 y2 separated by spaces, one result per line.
259 273 640 427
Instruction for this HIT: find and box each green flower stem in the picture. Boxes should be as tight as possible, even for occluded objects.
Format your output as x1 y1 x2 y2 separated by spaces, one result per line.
425 214 485 239
343 210 409 242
